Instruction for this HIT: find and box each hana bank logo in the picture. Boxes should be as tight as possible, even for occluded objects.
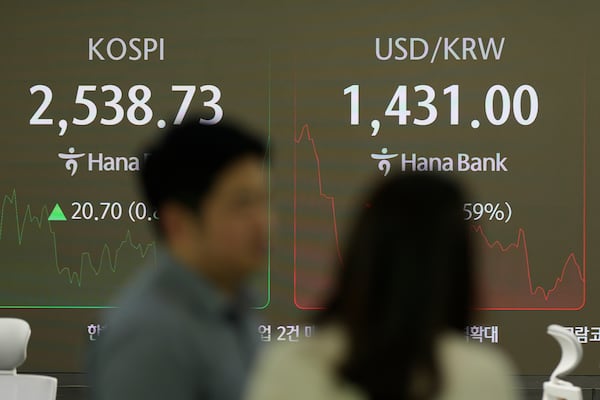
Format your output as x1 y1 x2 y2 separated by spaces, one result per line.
58 147 86 176
58 147 150 176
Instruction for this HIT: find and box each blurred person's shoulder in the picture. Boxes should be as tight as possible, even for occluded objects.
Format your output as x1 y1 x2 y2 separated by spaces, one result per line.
93 252 217 363
245 323 366 400
104 265 178 336
435 331 521 400
246 325 521 400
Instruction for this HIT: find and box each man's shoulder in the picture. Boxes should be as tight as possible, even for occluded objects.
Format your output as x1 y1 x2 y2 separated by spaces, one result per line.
102 265 202 344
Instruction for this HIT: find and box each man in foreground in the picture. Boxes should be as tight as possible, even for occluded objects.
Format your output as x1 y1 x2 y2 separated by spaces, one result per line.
89 118 269 400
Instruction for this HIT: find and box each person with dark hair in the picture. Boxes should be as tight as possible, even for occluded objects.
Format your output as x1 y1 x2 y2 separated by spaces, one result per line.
245 172 520 400
89 118 269 400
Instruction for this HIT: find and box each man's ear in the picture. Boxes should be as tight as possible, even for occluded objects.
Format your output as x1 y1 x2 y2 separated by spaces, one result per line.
159 202 190 244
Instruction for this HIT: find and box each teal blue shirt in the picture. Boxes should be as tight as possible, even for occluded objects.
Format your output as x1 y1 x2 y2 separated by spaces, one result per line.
89 248 259 400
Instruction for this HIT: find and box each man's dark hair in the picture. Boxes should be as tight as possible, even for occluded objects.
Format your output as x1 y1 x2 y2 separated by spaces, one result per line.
139 117 267 234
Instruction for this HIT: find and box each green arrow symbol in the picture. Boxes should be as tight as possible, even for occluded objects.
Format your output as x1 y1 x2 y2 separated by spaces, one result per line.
48 203 67 221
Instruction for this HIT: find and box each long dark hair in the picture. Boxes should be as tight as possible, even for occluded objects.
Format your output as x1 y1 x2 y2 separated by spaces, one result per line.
319 172 474 400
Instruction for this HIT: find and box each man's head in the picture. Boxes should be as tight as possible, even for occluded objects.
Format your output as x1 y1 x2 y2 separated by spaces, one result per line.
140 118 268 291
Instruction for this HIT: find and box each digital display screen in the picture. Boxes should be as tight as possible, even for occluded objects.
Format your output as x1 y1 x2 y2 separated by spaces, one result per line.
1 1 598 375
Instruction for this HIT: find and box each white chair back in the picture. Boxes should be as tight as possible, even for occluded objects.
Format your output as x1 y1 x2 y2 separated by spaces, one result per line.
0 318 57 400
541 324 583 400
